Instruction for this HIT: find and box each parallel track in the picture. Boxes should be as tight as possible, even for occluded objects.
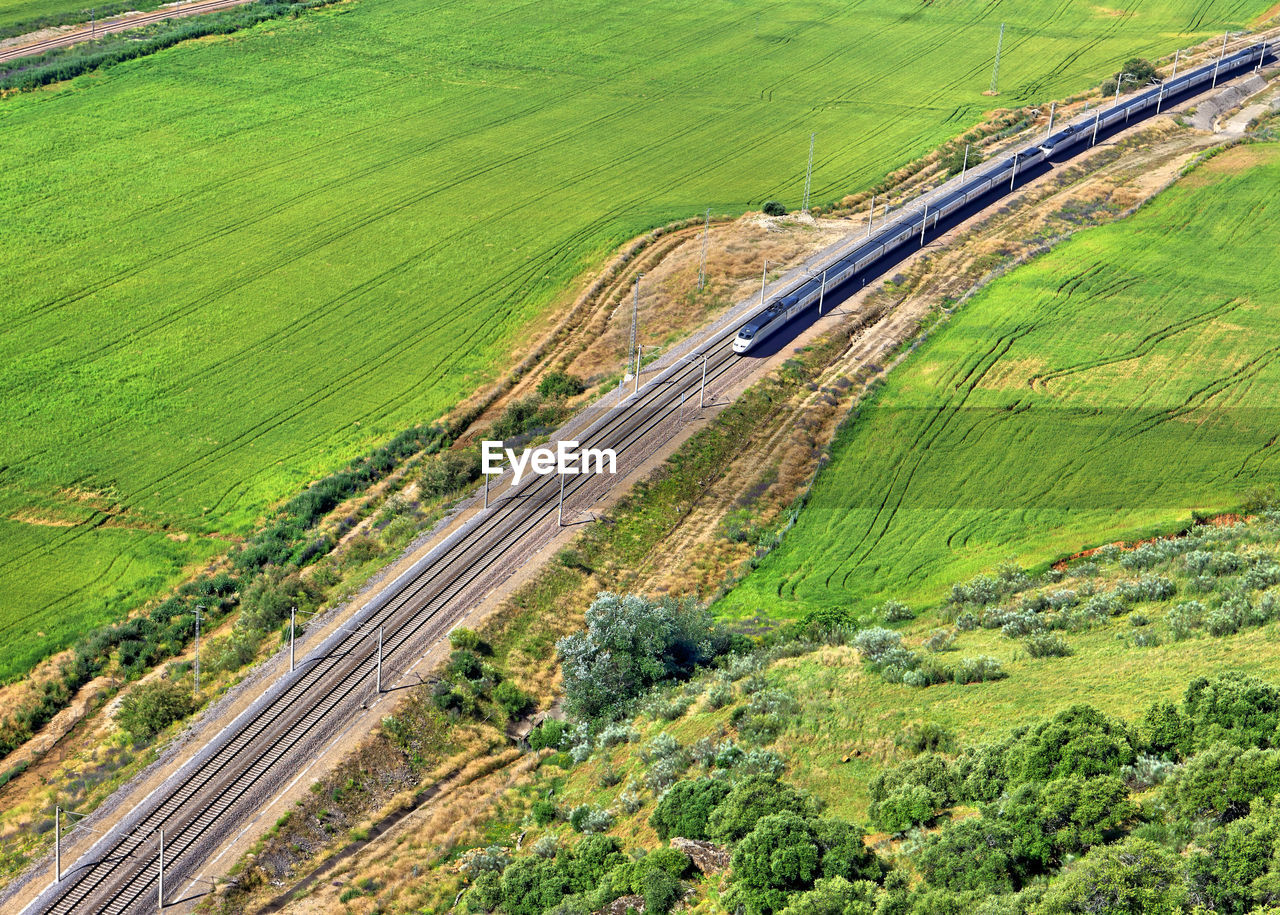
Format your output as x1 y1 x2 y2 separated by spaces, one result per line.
22 32 1279 915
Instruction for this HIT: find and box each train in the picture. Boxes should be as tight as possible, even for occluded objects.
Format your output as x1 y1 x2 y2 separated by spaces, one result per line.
732 36 1274 355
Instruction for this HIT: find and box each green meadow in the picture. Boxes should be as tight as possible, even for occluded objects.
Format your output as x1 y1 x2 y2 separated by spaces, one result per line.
0 0 1267 680
725 141 1280 621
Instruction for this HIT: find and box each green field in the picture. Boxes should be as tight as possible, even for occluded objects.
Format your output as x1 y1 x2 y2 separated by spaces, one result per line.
0 0 1268 680
724 141 1280 621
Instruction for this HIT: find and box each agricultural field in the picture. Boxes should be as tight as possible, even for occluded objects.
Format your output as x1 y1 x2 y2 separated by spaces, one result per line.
725 140 1280 622
0 0 1268 680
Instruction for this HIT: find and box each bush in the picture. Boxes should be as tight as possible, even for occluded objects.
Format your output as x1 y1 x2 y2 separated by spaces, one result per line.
115 681 195 739
531 799 558 826
640 867 682 915
922 629 957 652
1185 672 1280 750
650 778 731 840
951 655 1006 684
537 371 586 399
942 145 984 177
709 774 818 842
917 818 1025 894
852 628 902 664
556 592 733 722
896 722 957 755
878 600 914 622
1039 836 1185 915
568 804 613 833
762 200 787 217
494 682 533 719
1023 633 1072 658
528 719 567 751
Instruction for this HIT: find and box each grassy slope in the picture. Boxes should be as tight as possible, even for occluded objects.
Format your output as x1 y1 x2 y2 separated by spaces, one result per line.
724 141 1280 621
0 0 1266 677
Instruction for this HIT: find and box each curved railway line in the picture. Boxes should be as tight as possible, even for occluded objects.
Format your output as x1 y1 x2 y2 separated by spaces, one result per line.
17 30 1279 915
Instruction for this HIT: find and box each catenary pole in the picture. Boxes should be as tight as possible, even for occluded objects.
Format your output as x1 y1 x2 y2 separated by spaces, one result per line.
158 829 165 909
1212 31 1229 87
375 626 382 694
697 208 710 290
289 607 296 672
1046 101 1056 136
55 806 61 882
194 604 203 698
557 473 566 527
990 22 1004 94
818 269 827 315
802 132 814 215
699 354 708 408
961 145 969 180
865 195 875 236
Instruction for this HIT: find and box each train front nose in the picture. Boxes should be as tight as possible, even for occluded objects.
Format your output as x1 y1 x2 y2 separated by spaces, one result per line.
732 337 747 353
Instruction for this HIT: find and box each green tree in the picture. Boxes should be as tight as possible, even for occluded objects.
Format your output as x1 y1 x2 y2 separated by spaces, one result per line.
1186 800 1280 914
649 777 731 840
1185 673 1280 750
708 774 819 842
917 818 1025 894
731 812 823 915
1039 837 1186 915
1163 743 1280 826
778 876 877 915
556 592 731 721
998 776 1135 867
1003 705 1134 784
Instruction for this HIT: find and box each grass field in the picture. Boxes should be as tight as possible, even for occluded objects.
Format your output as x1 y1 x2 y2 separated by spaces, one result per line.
0 0 1268 680
723 141 1280 621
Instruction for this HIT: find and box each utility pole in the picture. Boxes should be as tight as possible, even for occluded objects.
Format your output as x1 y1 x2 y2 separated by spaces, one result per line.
990 23 1005 95
194 604 203 698
802 132 814 216
1212 32 1229 87
1046 101 1056 136
91 7 95 39
158 829 165 910
697 208 710 290
557 473 566 527
629 274 642 382
289 607 296 672
699 353 708 408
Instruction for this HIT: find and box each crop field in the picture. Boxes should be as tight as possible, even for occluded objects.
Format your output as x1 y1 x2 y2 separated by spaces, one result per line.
0 0 1268 680
724 141 1280 621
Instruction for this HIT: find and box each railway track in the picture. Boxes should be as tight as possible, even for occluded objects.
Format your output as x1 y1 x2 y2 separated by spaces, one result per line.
0 0 252 65
18 29 1280 915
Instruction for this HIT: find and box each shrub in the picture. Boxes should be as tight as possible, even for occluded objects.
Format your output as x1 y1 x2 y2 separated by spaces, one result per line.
922 629 956 652
896 722 957 755
1039 836 1185 915
556 592 732 722
706 680 734 709
1004 705 1134 783
762 200 787 217
709 774 818 842
852 628 901 664
650 778 731 840
878 600 914 622
494 682 534 719
531 800 558 826
917 818 1025 894
528 718 566 751
1166 601 1204 640
115 681 195 739
537 371 586 399
1185 672 1280 750
568 804 613 833
951 655 1006 684
1023 633 1072 658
